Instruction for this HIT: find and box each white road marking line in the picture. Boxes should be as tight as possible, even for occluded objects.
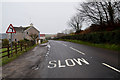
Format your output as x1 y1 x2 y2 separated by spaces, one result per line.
47 44 51 48
55 41 67 46
70 47 85 55
102 63 120 73
62 44 67 46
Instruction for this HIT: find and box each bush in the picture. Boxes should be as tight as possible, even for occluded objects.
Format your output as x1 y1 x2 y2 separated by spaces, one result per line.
19 40 26 45
12 41 16 46
2 39 9 47
19 39 35 46
24 38 30 42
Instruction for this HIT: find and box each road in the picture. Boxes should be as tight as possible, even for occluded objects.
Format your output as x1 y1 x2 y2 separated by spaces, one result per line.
26 40 119 78
2 40 119 78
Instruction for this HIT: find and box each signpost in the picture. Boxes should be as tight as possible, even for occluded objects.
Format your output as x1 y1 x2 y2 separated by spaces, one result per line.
6 24 16 56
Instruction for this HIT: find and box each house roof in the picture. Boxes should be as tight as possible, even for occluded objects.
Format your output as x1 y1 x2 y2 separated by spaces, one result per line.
40 34 45 37
13 26 27 32
13 23 39 33
24 26 40 33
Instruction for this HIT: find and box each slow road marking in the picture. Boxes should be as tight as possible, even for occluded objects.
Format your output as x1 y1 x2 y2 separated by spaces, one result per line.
48 58 89 68
70 47 85 55
102 63 120 73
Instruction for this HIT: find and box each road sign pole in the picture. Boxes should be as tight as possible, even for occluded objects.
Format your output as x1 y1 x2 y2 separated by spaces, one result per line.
11 33 13 56
6 24 16 57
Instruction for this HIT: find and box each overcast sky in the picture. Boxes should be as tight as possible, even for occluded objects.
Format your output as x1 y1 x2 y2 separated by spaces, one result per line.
1 1 88 34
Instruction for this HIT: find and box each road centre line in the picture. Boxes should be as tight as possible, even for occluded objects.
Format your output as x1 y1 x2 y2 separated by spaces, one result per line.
102 63 120 73
62 44 67 46
55 41 67 46
70 47 85 55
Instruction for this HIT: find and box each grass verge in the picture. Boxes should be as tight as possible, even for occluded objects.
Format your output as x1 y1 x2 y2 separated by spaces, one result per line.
0 44 37 66
41 40 48 44
58 39 120 52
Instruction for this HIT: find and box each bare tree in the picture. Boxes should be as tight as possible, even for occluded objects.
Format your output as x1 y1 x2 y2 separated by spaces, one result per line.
68 14 84 33
62 29 75 34
77 1 120 29
29 33 38 44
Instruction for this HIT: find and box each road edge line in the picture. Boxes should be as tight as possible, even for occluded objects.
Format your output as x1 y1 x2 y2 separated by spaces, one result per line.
102 63 120 73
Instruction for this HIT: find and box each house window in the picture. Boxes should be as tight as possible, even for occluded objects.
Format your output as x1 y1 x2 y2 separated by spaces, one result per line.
15 39 17 41
27 32 28 34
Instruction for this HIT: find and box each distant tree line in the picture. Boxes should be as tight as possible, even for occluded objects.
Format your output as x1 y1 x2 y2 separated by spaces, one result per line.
68 0 120 33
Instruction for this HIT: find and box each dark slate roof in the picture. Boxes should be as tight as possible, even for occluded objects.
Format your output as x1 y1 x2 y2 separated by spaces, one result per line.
13 26 30 32
13 24 39 33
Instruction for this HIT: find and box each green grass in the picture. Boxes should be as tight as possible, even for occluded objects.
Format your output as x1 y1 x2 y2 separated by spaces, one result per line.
41 40 48 44
0 45 20 53
0 44 37 66
0 46 24 57
58 39 120 52
0 48 7 53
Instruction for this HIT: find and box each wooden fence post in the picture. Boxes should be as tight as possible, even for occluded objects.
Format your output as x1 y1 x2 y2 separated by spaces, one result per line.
21 44 22 51
15 43 17 54
7 44 10 58
25 44 27 51
28 43 30 48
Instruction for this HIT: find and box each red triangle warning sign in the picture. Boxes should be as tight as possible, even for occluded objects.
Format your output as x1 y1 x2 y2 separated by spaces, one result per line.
6 24 16 33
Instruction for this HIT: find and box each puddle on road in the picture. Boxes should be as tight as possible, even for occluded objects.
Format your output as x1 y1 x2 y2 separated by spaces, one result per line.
32 66 39 70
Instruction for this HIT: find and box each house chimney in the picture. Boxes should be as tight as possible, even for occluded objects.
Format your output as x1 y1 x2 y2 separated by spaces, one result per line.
30 23 33 26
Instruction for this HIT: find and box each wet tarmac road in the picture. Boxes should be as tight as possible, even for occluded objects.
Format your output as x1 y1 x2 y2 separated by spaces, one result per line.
2 40 119 79
28 40 119 78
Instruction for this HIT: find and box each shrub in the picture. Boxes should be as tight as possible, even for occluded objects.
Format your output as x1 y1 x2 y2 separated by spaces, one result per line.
12 41 16 46
2 39 9 47
19 40 26 45
24 38 30 42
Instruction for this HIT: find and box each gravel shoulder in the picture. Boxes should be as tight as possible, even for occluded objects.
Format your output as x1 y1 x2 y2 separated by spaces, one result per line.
2 44 48 78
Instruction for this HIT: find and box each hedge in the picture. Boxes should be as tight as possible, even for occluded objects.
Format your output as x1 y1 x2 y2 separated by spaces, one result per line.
59 30 120 44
